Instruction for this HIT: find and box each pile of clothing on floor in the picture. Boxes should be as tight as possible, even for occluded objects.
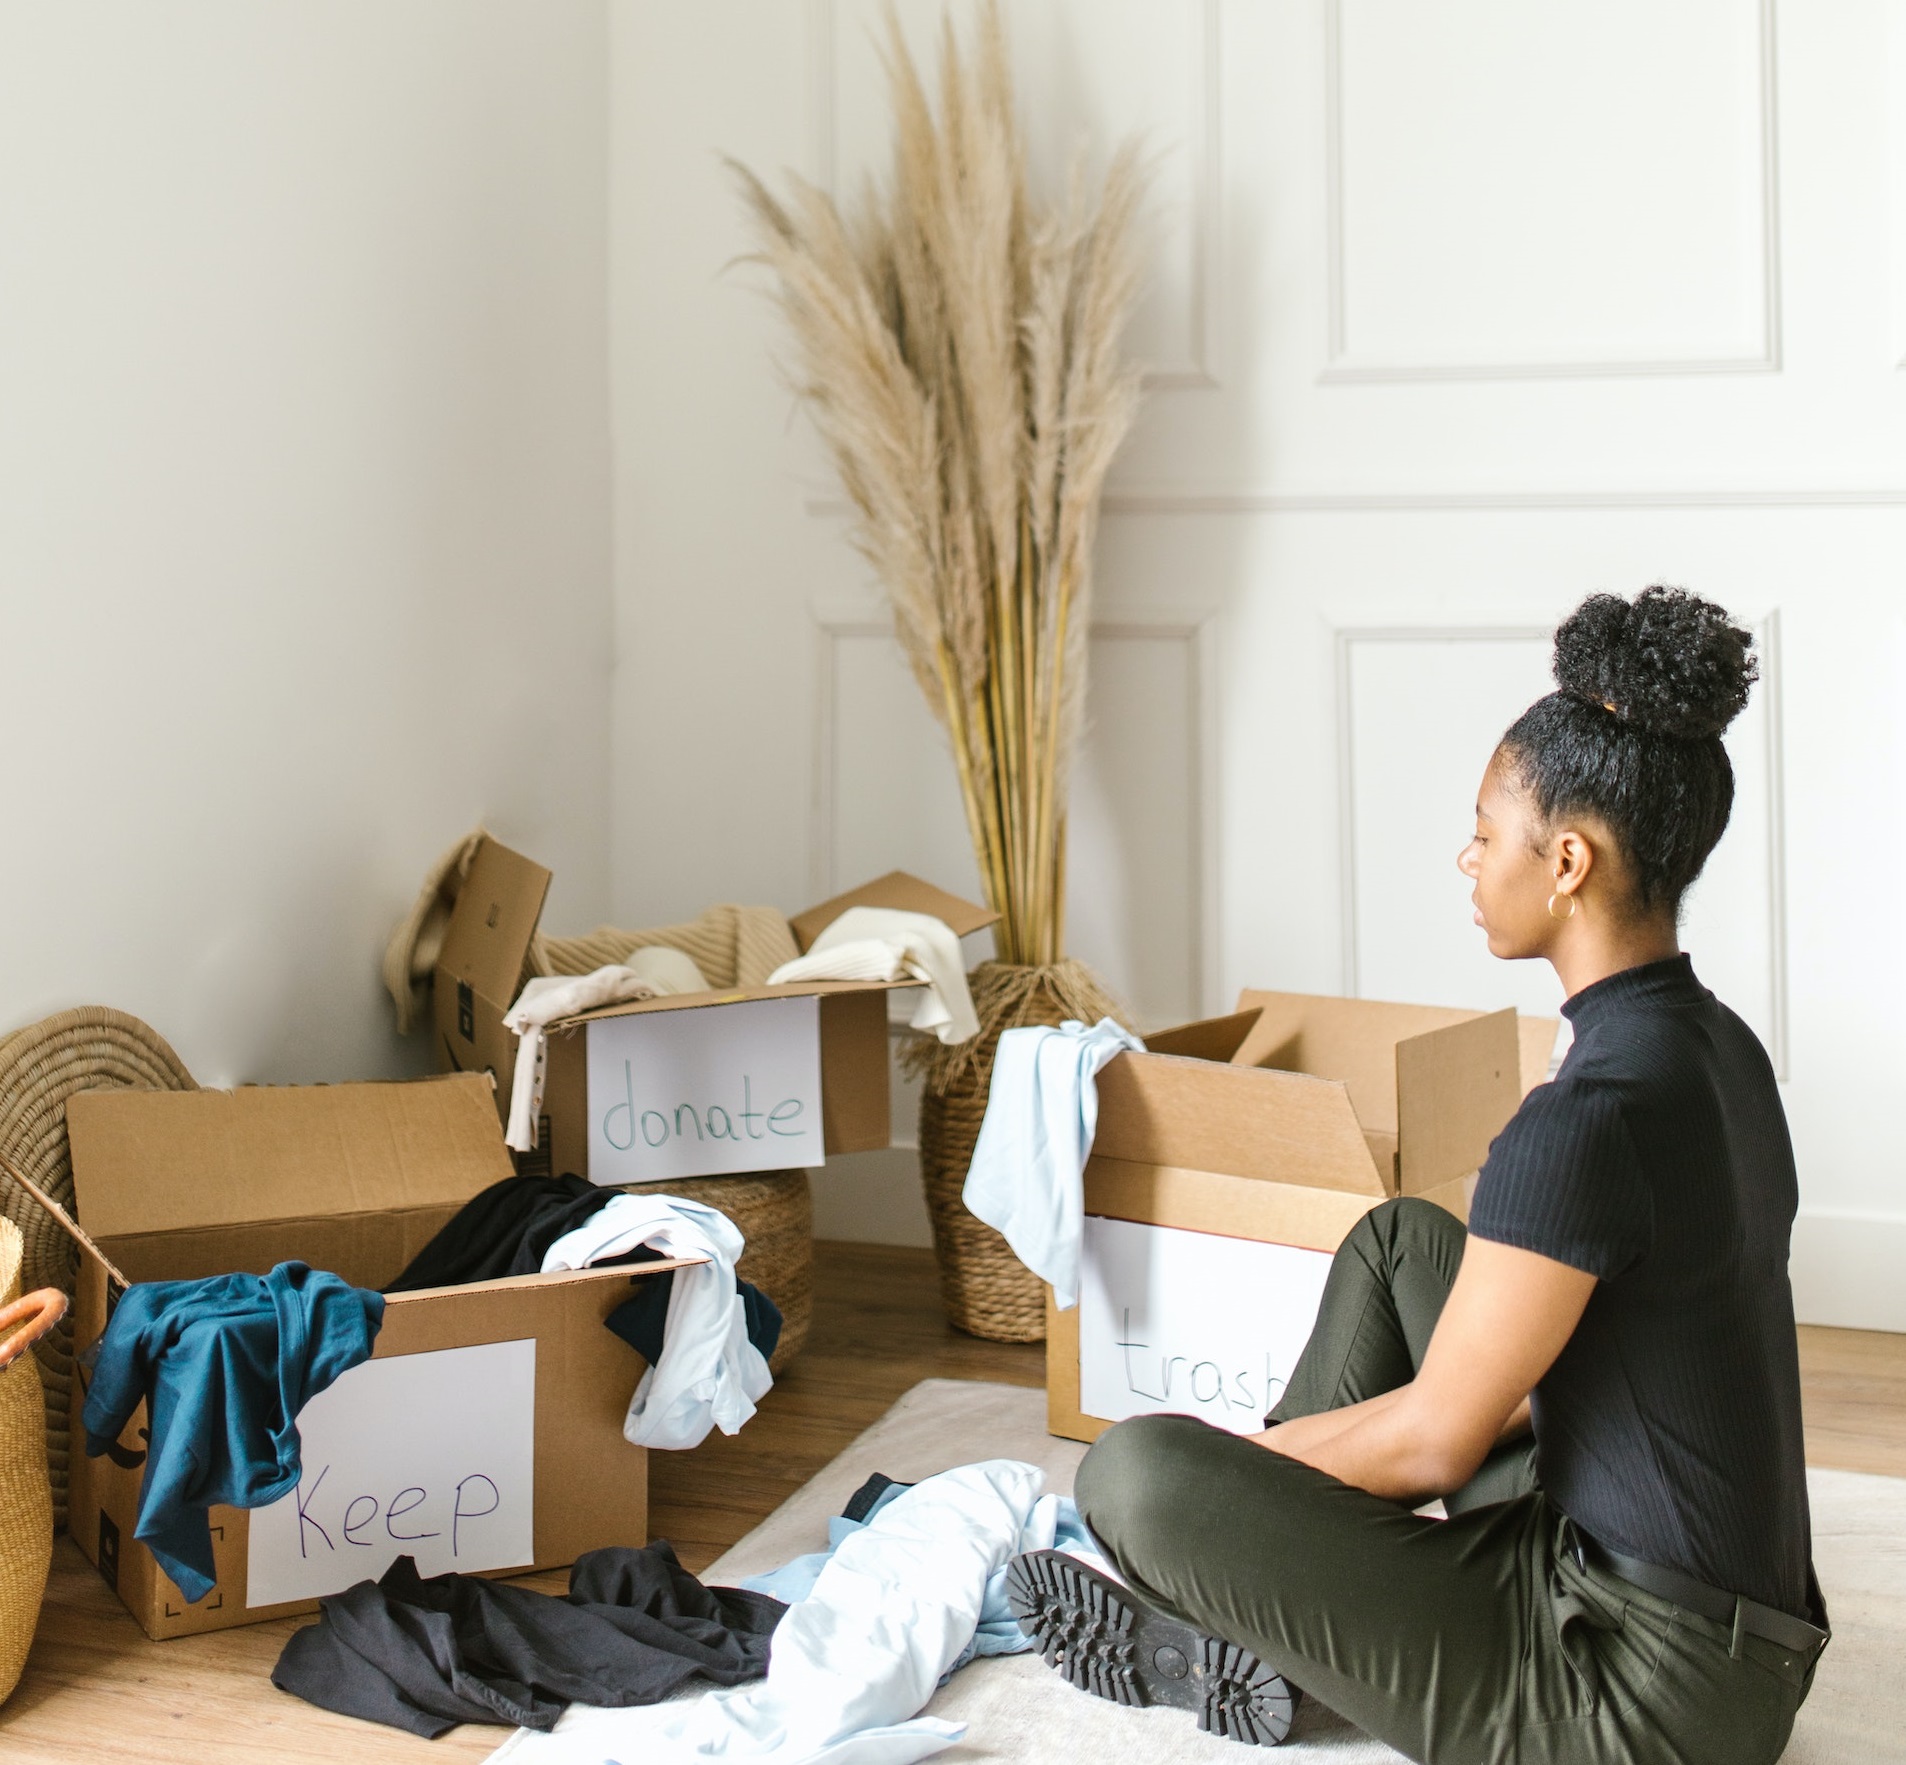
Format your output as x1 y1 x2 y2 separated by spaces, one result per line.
272 1541 788 1737
81 1176 778 1605
270 1458 1102 1757
475 1459 1107 1763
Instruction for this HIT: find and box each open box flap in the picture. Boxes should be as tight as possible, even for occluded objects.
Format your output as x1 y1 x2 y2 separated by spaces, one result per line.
438 835 551 1005
1230 990 1493 1136
1395 1008 1520 1193
1141 1009 1262 1064
384 1254 708 1305
1518 1015 1562 1095
787 871 997 953
66 1074 516 1242
551 976 912 1029
0 1151 129 1289
1093 1051 1388 1195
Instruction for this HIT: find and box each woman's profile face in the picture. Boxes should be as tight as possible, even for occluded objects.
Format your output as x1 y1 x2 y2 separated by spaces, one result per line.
1456 753 1557 962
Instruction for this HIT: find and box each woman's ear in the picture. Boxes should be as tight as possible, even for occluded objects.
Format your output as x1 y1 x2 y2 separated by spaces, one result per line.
1552 827 1595 902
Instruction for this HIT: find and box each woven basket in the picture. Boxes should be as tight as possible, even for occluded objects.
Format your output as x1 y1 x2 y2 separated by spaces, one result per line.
0 1218 64 1704
0 1008 197 1528
622 1169 813 1372
913 960 1124 1343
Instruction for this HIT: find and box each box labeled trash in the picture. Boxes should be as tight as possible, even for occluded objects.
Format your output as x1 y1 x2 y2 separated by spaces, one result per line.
55 1074 703 1640
1046 993 1557 1445
432 835 995 1182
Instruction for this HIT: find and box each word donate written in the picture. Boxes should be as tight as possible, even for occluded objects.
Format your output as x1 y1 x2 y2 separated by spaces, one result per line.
246 1339 536 1608
603 1071 806 1152
585 994 823 1183
1078 1216 1333 1436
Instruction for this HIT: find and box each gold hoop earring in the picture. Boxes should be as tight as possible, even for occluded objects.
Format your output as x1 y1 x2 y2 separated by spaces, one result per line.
1547 891 1577 922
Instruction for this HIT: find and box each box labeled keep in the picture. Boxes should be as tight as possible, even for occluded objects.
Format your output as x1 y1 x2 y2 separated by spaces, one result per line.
52 1073 703 1640
1047 992 1557 1444
432 836 996 1182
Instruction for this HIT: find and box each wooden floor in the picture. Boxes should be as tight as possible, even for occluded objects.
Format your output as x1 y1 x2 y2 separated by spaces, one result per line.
1 1241 1898 1763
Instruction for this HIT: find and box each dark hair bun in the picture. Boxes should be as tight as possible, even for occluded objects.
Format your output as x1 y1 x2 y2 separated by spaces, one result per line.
1552 585 1757 740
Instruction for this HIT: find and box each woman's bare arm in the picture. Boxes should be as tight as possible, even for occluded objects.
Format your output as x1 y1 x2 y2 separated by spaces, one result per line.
1251 1239 1593 1504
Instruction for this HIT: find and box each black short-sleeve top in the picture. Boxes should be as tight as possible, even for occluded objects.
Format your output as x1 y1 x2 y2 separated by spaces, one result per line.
1467 954 1811 1618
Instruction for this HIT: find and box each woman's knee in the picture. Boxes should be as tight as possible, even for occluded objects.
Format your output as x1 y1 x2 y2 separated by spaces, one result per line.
1074 1413 1216 1555
1363 1194 1461 1248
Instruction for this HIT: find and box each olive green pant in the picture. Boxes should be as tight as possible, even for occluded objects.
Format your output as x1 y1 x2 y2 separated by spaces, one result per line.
1073 1198 1816 1765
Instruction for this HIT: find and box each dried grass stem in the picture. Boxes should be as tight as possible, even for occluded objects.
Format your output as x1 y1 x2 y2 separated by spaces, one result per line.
733 0 1145 964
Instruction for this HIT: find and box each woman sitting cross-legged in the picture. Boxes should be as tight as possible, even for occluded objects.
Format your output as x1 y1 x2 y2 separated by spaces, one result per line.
1009 587 1829 1765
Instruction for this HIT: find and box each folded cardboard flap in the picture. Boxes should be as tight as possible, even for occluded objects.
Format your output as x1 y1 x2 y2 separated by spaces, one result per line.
1141 1009 1261 1064
1092 1052 1388 1196
438 837 552 1006
1231 990 1491 1134
1518 1015 1562 1095
1394 1008 1520 1192
557 976 911 1028
384 1255 706 1307
65 1074 514 1243
786 870 999 953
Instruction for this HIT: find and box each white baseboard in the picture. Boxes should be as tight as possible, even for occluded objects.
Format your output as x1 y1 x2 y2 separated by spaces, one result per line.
809 1147 932 1249
1791 1212 1906 1333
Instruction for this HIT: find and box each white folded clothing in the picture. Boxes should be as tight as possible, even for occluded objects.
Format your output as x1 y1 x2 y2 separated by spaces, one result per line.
501 948 709 1151
766 907 978 1046
962 1016 1144 1311
540 1192 772 1451
487 1459 1051 1765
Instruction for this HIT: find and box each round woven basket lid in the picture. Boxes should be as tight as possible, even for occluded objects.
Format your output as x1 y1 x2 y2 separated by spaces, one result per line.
0 1007 196 1526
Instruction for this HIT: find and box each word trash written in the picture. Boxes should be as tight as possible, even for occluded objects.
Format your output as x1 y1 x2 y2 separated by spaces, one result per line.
1116 1311 1289 1419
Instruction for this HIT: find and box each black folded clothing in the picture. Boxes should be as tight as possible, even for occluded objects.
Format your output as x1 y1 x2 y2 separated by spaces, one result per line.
385 1174 651 1292
387 1172 786 1367
271 1543 786 1737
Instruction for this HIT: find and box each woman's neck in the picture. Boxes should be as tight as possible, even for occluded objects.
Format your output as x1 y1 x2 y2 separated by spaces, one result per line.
1550 916 1681 1001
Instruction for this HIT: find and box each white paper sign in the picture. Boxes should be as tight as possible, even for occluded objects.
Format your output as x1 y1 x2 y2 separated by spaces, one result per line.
584 994 824 1183
246 1339 536 1608
1079 1216 1334 1435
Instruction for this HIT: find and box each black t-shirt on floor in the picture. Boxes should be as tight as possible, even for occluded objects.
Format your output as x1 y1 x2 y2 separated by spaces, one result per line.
1468 954 1812 1619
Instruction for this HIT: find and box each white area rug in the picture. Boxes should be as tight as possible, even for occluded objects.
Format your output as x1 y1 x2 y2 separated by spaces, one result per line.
505 1379 1906 1763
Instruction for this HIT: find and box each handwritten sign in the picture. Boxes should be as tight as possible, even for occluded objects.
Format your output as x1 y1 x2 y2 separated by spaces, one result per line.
246 1339 535 1608
584 995 823 1183
1078 1216 1334 1435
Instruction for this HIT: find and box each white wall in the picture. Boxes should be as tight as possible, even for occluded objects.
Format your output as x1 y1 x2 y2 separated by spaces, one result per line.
5 4 1897 1325
0 2 614 1087
608 0 1906 1326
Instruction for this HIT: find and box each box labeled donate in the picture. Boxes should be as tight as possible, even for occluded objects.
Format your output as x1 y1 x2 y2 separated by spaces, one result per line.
1047 992 1558 1444
433 835 995 1182
50 1075 703 1640
584 994 824 1183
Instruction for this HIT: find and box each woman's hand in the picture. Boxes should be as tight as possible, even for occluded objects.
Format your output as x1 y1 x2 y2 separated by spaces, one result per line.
1253 1238 1594 1504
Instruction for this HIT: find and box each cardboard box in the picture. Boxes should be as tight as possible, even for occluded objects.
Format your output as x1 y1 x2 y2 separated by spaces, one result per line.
51 1073 703 1640
1046 992 1558 1444
433 836 996 1183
